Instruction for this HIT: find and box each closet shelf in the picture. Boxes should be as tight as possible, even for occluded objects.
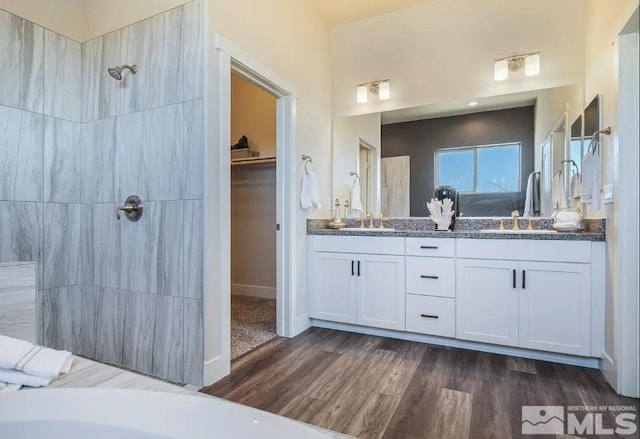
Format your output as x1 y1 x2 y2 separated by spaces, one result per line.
231 156 276 166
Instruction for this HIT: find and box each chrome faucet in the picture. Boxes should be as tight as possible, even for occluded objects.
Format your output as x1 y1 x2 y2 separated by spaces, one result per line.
511 210 520 230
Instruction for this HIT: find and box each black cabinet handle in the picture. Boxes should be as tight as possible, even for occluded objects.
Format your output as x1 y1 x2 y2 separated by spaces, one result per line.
522 270 526 289
420 275 439 279
420 314 439 319
351 260 354 276
512 269 516 289
420 246 439 249
357 260 361 276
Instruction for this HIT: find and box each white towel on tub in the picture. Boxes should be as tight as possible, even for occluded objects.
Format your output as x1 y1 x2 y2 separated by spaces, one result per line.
0 381 22 392
0 368 50 388
0 335 73 382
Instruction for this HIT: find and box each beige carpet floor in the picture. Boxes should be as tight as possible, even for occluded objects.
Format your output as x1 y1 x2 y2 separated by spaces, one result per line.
231 295 277 360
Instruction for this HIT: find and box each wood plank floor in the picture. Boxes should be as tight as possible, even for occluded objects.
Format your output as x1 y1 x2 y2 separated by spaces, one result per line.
200 328 639 439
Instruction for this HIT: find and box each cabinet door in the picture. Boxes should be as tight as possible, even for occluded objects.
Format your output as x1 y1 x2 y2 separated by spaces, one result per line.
356 254 405 331
519 262 591 356
456 259 519 346
310 252 357 324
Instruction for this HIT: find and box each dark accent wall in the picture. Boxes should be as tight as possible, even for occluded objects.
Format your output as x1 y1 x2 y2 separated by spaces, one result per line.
381 106 535 217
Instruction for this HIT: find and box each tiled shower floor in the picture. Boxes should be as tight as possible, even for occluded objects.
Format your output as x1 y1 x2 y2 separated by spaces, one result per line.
231 295 277 360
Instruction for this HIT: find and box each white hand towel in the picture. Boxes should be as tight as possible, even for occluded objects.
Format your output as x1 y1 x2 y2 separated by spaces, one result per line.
300 167 321 210
552 173 568 209
0 381 22 392
523 172 535 217
580 153 601 210
351 179 364 212
0 335 73 381
570 172 581 199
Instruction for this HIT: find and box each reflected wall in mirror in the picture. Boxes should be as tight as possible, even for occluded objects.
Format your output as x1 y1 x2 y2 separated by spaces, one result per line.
381 106 534 217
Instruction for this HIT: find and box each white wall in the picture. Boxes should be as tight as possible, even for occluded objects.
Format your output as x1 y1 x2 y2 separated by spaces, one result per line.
331 0 585 117
0 0 84 41
82 0 190 41
0 0 191 41
583 0 638 395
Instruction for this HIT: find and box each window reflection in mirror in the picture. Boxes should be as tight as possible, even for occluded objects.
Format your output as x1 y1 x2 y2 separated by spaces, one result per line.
435 143 521 193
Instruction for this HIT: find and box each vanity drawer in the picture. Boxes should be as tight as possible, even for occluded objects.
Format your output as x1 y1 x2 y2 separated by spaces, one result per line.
406 238 455 257
405 257 455 298
406 295 455 338
309 235 405 255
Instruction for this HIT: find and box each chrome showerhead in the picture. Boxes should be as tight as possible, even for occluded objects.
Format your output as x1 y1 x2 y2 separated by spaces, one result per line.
108 64 137 80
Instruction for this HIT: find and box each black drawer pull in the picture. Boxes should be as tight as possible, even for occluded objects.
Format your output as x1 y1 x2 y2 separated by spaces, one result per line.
357 260 361 276
420 314 439 319
351 260 354 276
512 269 516 289
522 270 526 289
420 275 439 279
420 245 439 249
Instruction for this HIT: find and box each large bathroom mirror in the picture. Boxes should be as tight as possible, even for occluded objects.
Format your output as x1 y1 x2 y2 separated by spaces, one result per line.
584 95 601 147
333 84 584 218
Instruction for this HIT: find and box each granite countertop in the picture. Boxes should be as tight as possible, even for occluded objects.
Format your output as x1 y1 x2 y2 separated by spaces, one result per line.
307 218 606 242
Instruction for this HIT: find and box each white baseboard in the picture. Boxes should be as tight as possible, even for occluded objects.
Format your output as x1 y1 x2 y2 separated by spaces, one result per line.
290 313 312 337
202 356 230 386
312 320 601 369
231 283 276 299
600 350 618 391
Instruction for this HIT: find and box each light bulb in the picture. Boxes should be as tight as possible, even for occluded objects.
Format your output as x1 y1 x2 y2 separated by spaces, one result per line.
525 53 540 76
378 81 390 100
494 59 509 81
356 85 368 103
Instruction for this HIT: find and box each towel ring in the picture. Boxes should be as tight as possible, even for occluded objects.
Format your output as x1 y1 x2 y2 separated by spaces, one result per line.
302 154 313 175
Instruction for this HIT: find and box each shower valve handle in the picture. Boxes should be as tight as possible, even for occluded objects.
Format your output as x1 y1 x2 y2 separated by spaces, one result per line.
117 195 143 221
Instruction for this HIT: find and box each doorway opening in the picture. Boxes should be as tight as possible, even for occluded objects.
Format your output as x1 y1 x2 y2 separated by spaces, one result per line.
203 37 296 384
229 72 278 359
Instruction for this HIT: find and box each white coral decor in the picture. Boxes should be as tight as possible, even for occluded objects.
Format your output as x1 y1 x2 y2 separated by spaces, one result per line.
427 197 454 230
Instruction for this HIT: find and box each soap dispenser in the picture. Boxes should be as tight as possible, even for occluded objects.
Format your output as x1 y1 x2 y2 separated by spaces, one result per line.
327 198 347 229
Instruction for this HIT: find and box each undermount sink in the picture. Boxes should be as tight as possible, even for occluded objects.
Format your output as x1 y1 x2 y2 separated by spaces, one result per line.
479 229 558 234
338 227 396 232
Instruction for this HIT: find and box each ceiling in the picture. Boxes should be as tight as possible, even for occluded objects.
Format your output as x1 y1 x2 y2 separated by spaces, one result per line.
307 0 432 27
381 90 540 125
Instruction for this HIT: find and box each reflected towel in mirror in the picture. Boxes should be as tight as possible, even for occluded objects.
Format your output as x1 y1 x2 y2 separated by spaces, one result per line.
350 179 363 212
552 173 568 210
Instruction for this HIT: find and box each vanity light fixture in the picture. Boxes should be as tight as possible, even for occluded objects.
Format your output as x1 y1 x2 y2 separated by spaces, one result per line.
356 80 391 103
494 52 540 81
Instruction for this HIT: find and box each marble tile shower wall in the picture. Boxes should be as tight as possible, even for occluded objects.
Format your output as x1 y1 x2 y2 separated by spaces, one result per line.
0 2 204 385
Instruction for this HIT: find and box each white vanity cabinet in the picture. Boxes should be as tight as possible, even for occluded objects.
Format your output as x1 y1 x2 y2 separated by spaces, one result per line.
405 238 456 338
308 236 405 330
456 239 594 356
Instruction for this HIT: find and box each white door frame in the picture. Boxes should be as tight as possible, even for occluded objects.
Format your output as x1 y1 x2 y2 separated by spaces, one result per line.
202 34 297 384
615 22 639 398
